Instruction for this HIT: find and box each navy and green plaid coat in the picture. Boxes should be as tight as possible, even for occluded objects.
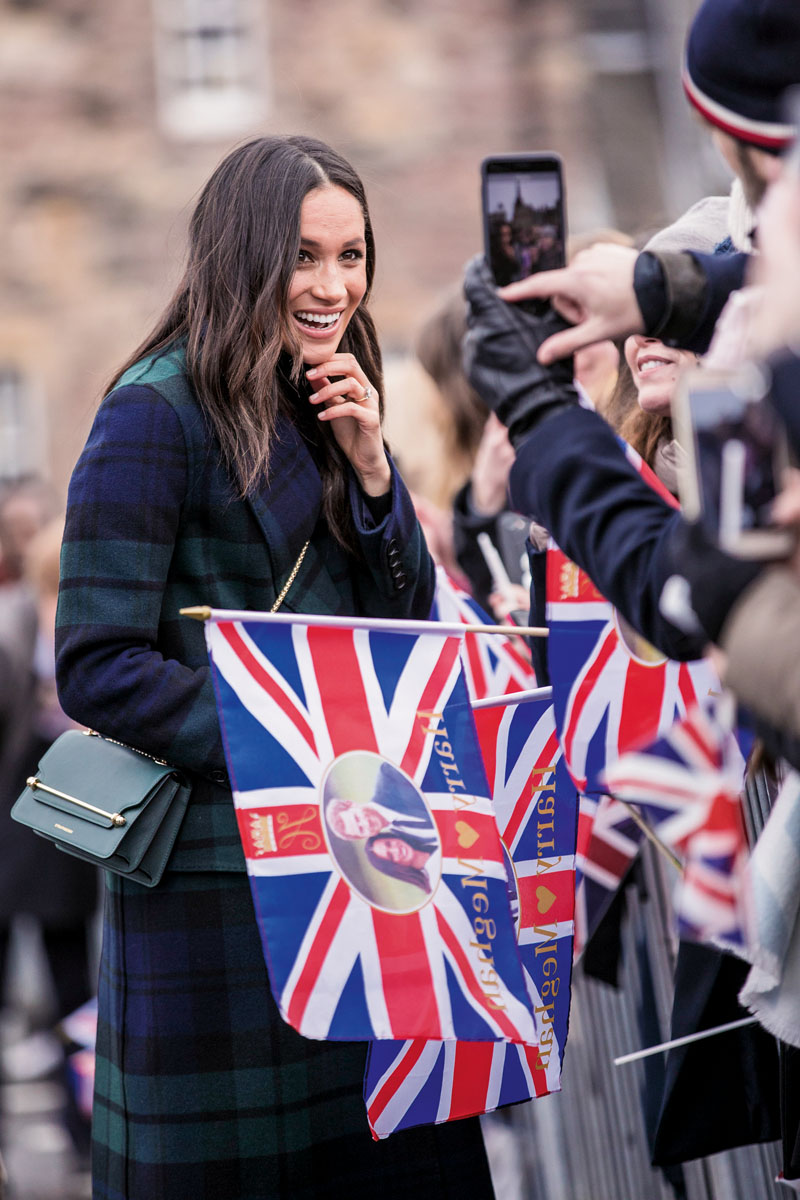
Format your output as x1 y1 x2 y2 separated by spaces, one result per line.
53 348 493 1198
55 343 436 872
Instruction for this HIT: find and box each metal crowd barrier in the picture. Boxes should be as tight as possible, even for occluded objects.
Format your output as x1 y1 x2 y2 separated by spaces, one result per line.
481 767 784 1199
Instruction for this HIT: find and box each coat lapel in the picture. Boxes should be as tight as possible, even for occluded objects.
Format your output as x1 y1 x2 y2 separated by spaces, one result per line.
245 417 323 592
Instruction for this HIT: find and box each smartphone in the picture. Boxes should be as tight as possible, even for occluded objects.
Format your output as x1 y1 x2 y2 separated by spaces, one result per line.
481 153 566 287
673 364 796 559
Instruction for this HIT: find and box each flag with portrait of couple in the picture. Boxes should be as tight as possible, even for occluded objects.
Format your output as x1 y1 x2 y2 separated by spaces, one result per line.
364 690 577 1138
431 565 537 701
204 611 537 1045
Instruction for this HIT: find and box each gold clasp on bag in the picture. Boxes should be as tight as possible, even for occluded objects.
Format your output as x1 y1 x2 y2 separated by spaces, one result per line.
25 777 126 827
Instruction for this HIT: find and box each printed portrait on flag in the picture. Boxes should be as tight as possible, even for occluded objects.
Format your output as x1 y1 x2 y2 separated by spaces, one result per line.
364 692 578 1138
204 612 537 1045
322 755 442 912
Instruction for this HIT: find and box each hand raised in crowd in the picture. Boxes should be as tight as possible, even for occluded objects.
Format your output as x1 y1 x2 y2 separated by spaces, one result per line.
497 242 643 365
487 583 531 624
463 256 578 447
749 170 800 359
307 353 391 496
469 414 516 516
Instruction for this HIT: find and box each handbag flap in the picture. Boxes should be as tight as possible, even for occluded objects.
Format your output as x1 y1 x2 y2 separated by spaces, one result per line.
37 730 175 820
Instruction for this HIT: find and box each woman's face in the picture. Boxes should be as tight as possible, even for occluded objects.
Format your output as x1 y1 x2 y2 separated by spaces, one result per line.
624 335 698 414
287 184 368 365
371 837 428 869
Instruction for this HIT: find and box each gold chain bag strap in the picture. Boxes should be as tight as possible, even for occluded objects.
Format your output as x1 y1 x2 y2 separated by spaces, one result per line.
271 541 310 613
11 542 311 885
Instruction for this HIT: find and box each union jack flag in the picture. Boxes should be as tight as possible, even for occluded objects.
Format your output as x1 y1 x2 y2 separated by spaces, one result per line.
431 565 537 701
205 613 536 1044
546 542 718 797
545 438 719 797
573 792 644 959
546 441 720 952
365 692 577 1137
602 699 748 946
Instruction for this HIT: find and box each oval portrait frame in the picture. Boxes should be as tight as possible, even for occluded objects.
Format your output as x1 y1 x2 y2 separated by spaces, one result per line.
320 751 442 915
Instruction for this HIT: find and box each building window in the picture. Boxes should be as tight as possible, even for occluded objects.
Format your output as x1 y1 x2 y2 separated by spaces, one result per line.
153 0 269 140
0 367 40 482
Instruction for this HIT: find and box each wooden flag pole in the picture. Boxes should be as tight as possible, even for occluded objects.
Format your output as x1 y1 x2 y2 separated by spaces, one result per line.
614 1016 758 1066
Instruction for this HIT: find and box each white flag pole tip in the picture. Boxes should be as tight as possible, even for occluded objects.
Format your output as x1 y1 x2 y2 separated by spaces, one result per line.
463 623 548 637
614 1016 758 1066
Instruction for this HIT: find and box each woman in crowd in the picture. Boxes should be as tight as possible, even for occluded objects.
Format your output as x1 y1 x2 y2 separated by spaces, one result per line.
55 135 493 1200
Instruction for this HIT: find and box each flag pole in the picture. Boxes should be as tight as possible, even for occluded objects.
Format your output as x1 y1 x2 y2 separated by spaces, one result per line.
614 798 683 873
471 686 553 710
614 1016 758 1066
179 606 548 637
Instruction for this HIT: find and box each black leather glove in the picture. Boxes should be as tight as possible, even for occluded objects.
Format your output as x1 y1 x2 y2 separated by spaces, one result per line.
661 519 763 644
462 255 579 448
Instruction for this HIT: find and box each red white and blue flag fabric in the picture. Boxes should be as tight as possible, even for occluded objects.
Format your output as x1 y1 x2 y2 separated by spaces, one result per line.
602 700 748 946
364 692 577 1137
546 442 719 952
572 792 644 959
431 565 537 701
205 614 537 1044
545 441 718 797
546 543 718 797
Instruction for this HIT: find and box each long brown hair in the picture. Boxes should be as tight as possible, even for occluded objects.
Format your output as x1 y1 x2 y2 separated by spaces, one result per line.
107 135 383 552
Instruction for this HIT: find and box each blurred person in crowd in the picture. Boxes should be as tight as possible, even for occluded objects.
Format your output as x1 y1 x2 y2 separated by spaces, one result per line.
54 135 491 1200
0 492 98 1166
0 478 57 583
413 287 529 615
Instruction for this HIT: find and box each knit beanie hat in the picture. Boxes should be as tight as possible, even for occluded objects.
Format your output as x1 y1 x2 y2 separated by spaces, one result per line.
683 0 800 151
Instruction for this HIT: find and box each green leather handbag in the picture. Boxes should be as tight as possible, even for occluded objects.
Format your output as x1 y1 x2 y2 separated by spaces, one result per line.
11 729 190 887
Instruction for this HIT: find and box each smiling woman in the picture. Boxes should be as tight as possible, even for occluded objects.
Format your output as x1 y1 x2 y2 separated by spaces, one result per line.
53 135 492 1200
624 334 699 415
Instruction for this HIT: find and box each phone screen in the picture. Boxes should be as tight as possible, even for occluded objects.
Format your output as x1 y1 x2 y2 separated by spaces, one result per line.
482 155 565 287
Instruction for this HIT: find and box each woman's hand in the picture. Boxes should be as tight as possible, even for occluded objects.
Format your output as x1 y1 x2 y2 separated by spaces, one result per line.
306 354 391 496
470 414 515 516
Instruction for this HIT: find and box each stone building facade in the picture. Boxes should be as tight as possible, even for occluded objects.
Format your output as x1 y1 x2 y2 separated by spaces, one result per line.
0 0 719 496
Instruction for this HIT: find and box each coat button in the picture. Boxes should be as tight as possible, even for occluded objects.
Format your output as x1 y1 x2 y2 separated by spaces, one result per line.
210 769 228 784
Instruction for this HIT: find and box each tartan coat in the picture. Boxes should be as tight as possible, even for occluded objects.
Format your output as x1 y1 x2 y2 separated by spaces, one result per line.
55 342 436 872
